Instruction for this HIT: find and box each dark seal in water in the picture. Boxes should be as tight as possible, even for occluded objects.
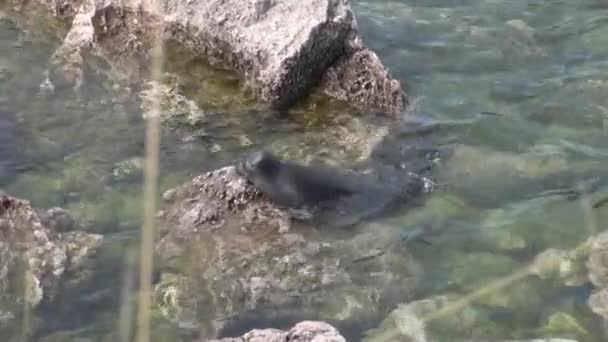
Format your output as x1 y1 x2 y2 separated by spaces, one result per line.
235 150 424 228
236 150 363 208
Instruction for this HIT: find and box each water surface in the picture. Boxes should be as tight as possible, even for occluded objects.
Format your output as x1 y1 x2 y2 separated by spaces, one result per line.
1 0 608 341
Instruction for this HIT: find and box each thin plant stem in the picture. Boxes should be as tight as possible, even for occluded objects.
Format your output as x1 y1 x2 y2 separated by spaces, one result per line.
135 12 165 342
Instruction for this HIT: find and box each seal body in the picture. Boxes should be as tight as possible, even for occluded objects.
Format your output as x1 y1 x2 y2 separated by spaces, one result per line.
236 151 356 208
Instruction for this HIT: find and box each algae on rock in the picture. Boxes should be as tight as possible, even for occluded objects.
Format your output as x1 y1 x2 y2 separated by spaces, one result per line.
0 193 103 336
153 164 425 338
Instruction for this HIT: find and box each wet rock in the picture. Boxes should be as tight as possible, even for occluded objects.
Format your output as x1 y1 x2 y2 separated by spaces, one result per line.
140 79 207 127
163 0 407 114
320 36 407 115
474 201 585 254
42 0 155 89
530 248 588 287
442 145 570 205
0 194 103 313
26 0 406 114
154 165 424 338
110 156 144 183
363 298 435 342
210 320 346 342
586 231 608 325
42 207 78 233
500 339 578 342
363 294 509 342
538 311 589 340
398 194 471 227
163 0 350 109
48 1 97 89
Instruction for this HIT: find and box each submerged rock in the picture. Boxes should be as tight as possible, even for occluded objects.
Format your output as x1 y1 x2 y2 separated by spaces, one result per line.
0 194 102 318
530 248 588 287
363 298 435 342
586 231 608 330
139 79 208 127
500 339 578 342
25 0 406 114
210 320 346 342
538 311 589 341
364 294 507 342
154 163 426 338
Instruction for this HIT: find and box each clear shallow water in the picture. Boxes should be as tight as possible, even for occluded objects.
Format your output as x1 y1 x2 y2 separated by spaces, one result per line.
1 0 608 341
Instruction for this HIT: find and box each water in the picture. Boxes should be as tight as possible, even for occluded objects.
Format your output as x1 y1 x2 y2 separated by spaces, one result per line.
1 0 608 341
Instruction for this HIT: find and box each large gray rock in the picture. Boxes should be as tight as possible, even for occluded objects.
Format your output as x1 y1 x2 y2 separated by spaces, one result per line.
210 321 346 342
587 231 608 329
20 0 407 114
163 0 354 109
162 0 407 113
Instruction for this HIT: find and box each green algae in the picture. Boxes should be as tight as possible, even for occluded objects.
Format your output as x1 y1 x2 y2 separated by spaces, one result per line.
65 190 144 233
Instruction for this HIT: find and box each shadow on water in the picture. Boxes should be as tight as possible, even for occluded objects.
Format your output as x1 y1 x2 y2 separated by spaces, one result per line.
0 107 32 187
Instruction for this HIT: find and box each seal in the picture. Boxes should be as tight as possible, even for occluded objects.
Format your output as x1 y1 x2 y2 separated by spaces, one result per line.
236 150 358 208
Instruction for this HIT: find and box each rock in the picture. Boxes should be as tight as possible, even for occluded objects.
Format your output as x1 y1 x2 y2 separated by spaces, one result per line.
22 0 406 114
500 339 578 342
42 207 78 232
537 312 589 340
441 144 570 206
539 312 591 339
139 79 208 127
586 231 608 327
530 248 588 286
162 0 407 114
154 165 424 338
321 36 407 115
209 320 346 342
363 299 434 342
587 232 608 289
588 288 608 324
164 0 351 108
0 194 103 312
110 156 144 183
363 295 503 342
48 1 97 89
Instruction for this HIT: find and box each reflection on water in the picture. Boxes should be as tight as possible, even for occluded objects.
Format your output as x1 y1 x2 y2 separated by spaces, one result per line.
1 0 608 341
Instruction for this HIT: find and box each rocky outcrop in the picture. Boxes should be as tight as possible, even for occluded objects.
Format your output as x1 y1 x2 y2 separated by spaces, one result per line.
20 0 407 114
162 0 407 114
154 164 425 338
210 321 346 342
321 35 406 115
0 194 103 315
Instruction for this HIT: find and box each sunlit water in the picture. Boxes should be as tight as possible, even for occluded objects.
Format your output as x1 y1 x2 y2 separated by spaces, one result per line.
1 0 608 341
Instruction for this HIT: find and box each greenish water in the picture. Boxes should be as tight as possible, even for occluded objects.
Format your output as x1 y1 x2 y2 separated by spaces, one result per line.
1 0 608 341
